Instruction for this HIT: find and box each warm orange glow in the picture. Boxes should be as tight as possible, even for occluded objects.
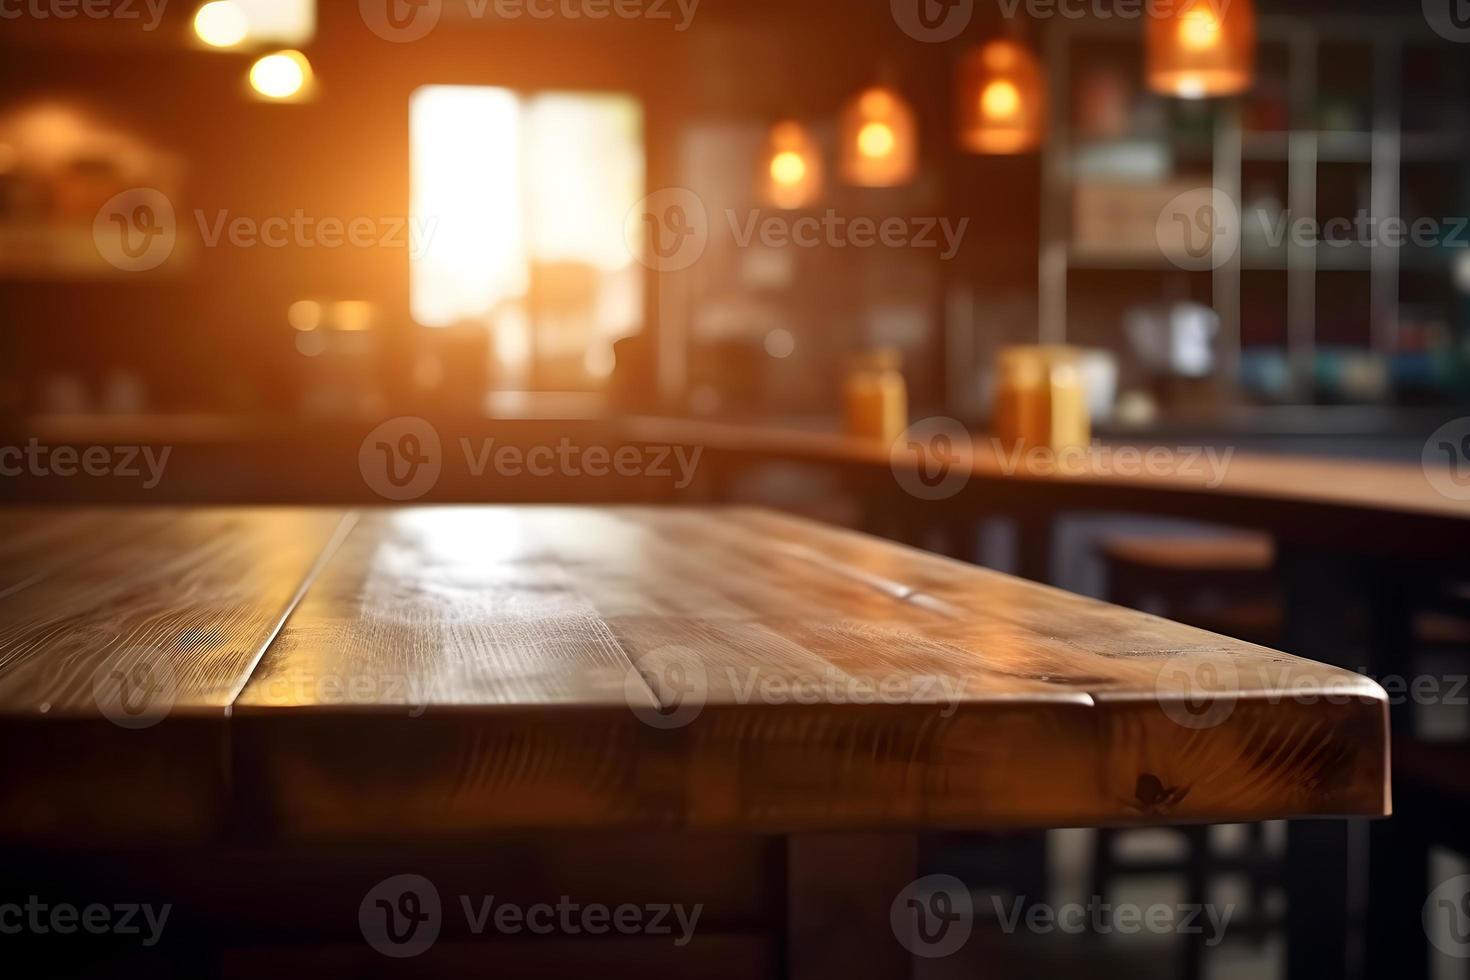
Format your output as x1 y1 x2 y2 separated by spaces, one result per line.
839 86 917 187
330 300 375 332
249 50 312 101
981 80 1021 120
958 40 1046 155
1147 0 1255 98
287 299 322 331
759 120 822 209
857 122 895 159
770 151 806 185
193 1 248 47
1178 8 1222 50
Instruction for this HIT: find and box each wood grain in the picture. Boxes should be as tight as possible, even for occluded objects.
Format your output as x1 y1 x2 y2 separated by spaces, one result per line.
232 506 1386 836
0 506 1389 841
0 507 349 839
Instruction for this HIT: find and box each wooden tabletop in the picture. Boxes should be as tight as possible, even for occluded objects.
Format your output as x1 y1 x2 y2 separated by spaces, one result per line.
0 506 1388 842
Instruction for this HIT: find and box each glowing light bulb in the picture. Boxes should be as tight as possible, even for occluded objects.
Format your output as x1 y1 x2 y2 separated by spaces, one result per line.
840 85 916 186
194 1 249 48
981 80 1021 121
761 121 822 208
1176 77 1207 99
770 150 807 186
857 122 896 159
1178 8 1222 51
249 51 311 100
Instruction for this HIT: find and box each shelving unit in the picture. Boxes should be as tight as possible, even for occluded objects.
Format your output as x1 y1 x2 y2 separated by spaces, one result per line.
1037 15 1469 410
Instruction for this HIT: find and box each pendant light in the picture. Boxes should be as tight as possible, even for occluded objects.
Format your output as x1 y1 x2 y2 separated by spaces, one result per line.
760 120 823 210
1146 0 1255 99
958 39 1047 154
839 85 917 187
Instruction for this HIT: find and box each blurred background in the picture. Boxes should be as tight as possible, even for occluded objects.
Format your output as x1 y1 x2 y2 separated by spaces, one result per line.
2 0 1466 438
2 2 1469 978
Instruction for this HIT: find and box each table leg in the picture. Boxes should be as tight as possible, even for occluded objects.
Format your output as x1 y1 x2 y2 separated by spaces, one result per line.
1279 547 1369 980
786 833 917 980
1014 511 1054 584
1363 562 1428 979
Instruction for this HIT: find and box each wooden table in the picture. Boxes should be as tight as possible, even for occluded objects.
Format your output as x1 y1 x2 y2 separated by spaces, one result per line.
0 506 1388 977
620 421 1462 979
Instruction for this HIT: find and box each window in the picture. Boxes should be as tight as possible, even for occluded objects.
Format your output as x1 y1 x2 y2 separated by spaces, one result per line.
409 86 645 388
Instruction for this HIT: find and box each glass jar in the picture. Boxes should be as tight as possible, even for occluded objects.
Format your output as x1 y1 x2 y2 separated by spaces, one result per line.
844 349 908 445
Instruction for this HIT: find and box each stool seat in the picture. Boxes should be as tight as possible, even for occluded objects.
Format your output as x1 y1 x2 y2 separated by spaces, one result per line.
1099 532 1281 645
1098 533 1275 573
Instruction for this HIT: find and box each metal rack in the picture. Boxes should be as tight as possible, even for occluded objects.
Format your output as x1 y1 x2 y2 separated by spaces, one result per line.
1036 15 1465 407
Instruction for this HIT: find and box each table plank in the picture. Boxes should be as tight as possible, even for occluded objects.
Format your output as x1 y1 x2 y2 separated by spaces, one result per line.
228 506 1386 837
236 508 654 710
0 509 174 598
0 507 349 839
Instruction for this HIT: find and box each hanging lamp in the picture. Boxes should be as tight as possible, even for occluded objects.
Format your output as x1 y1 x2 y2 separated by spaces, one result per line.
760 120 823 209
1146 0 1255 99
958 38 1047 154
839 84 918 187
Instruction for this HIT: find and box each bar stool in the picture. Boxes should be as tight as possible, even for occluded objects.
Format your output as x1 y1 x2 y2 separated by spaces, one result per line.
1097 532 1281 644
1092 531 1284 980
1366 580 1470 978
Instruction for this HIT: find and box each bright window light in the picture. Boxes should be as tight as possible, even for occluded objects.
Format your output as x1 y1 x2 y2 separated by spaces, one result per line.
409 86 645 384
